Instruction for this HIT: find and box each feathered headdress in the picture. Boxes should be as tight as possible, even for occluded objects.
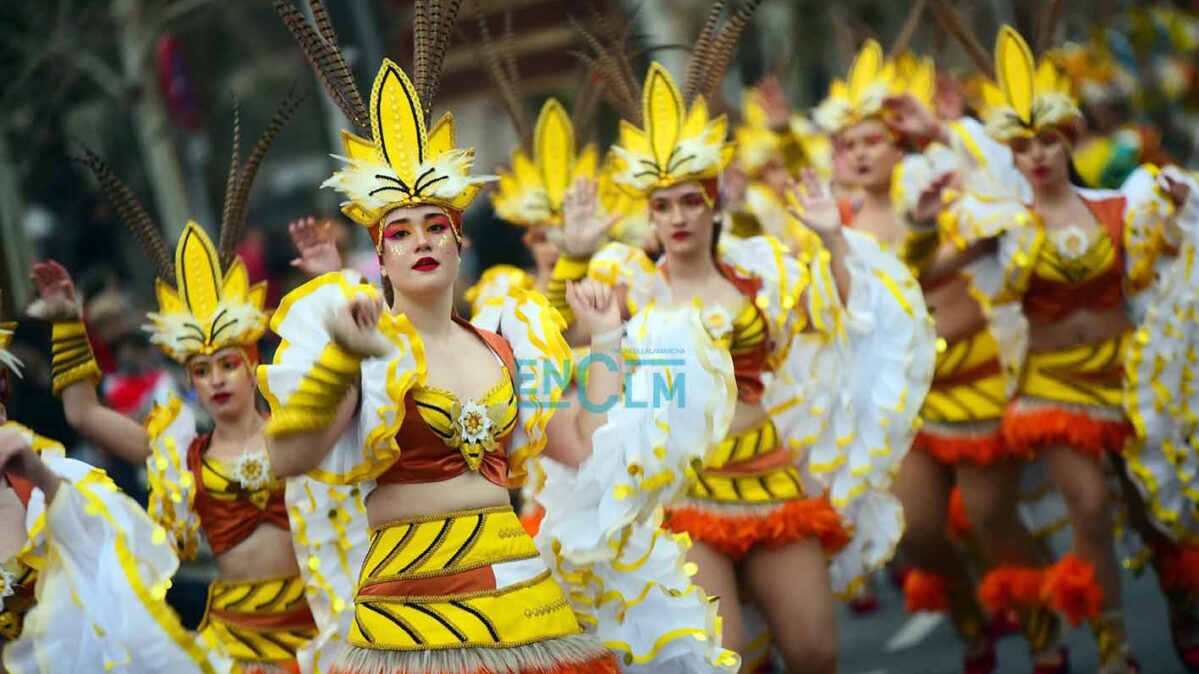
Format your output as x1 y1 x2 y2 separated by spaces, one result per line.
812 40 936 135
0 291 23 380
469 3 603 228
78 98 296 363
492 99 599 227
579 1 759 198
976 26 1080 142
734 88 783 174
274 0 491 233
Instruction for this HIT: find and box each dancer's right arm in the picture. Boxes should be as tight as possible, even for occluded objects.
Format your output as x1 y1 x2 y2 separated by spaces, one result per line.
29 261 149 463
265 294 383 478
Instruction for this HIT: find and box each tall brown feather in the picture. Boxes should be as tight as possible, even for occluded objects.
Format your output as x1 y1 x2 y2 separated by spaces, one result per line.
271 0 369 136
76 148 175 282
307 0 367 126
1035 0 1065 57
221 93 302 269
930 0 993 76
471 0 532 149
683 1 725 104
571 16 639 123
889 0 928 59
700 0 762 103
218 102 243 264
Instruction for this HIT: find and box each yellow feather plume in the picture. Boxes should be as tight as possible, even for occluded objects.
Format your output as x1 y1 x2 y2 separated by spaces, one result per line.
534 99 575 211
644 63 685 173
848 40 885 106
995 26 1036 124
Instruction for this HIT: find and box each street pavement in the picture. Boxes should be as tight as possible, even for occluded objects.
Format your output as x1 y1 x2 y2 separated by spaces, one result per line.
836 568 1178 673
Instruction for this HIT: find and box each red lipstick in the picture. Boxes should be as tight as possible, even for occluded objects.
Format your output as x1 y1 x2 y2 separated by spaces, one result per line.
671 231 691 241
413 257 440 271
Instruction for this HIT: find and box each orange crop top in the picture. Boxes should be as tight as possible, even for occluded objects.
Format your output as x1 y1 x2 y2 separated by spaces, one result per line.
1024 195 1126 324
186 436 290 556
377 317 520 488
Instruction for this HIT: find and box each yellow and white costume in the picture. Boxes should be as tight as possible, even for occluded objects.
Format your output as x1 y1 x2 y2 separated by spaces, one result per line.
0 420 235 674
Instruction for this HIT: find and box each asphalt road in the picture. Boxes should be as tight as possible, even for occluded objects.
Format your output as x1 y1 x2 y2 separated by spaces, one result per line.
836 568 1179 674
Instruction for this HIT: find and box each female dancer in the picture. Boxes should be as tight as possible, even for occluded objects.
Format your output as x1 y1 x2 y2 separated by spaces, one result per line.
28 102 350 674
811 39 1060 672
547 25 935 664
0 299 231 673
936 26 1198 673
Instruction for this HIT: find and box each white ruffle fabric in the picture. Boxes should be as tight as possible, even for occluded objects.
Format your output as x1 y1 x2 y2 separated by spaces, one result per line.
143 395 201 561
534 304 739 672
285 476 369 674
463 264 535 318
2 422 234 674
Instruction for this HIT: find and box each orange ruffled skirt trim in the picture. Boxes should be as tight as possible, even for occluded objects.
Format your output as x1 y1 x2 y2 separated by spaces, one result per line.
903 570 952 613
1156 542 1199 593
663 497 849 561
977 554 1104 627
1002 401 1133 458
946 486 974 541
914 426 1021 466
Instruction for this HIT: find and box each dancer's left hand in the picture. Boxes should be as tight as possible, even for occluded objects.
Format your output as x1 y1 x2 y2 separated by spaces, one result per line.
0 429 60 501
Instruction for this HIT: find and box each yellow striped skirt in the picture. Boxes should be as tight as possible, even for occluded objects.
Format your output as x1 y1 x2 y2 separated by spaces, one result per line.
331 505 616 674
198 573 317 673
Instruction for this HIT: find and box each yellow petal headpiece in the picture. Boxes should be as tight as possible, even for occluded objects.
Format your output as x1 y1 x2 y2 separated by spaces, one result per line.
491 99 599 227
734 88 784 174
977 26 1080 142
147 222 267 363
0 291 22 379
608 62 734 197
322 59 496 227
813 39 936 135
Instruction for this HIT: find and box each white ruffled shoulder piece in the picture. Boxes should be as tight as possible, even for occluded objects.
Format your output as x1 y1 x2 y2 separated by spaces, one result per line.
143 394 201 561
1122 165 1199 310
464 264 535 319
940 117 1043 307
586 241 661 313
824 229 936 595
718 235 812 360
286 476 370 674
1123 187 1199 542
259 270 427 485
891 143 957 219
535 303 739 671
2 422 235 673
471 287 573 487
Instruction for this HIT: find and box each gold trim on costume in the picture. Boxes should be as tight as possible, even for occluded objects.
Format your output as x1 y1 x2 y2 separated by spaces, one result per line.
199 573 317 663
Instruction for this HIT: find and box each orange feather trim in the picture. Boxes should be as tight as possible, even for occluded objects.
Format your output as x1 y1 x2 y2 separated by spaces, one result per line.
663 497 850 560
903 570 952 613
1156 542 1199 593
977 566 1046 614
1041 554 1104 626
913 428 1019 466
946 486 974 541
1002 404 1132 458
520 505 546 538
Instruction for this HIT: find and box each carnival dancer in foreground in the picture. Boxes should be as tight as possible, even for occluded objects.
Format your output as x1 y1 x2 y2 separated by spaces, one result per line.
262 0 748 665
29 99 351 674
932 25 1199 674
810 39 1059 673
555 5 935 663
0 295 233 673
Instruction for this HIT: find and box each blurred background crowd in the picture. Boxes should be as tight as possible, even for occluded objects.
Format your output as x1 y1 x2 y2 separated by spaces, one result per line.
2 0 1198 636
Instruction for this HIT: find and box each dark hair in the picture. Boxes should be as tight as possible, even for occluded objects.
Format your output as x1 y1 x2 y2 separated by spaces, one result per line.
710 215 722 257
382 275 394 307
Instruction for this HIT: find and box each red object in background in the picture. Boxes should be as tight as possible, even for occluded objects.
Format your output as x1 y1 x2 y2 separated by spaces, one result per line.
103 370 166 417
157 34 199 132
